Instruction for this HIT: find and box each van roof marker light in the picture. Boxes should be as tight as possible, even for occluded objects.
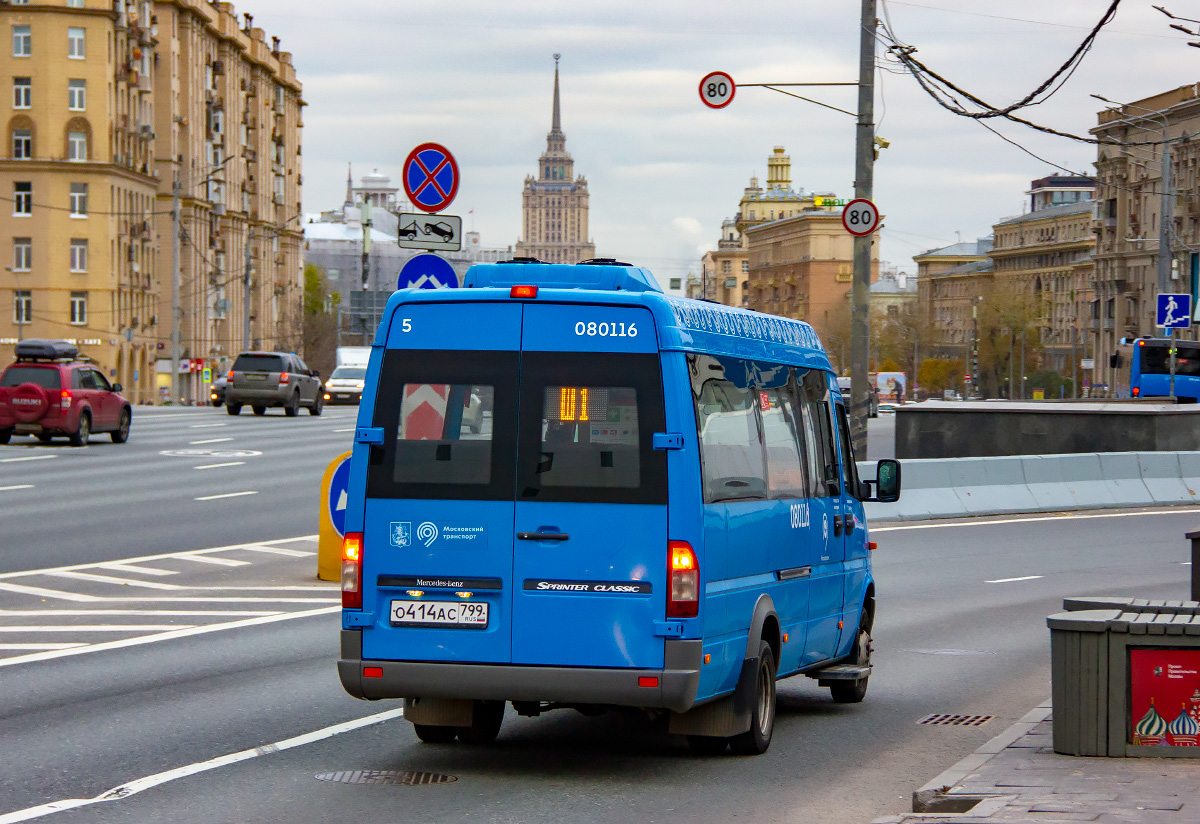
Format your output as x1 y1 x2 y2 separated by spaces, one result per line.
510 285 538 299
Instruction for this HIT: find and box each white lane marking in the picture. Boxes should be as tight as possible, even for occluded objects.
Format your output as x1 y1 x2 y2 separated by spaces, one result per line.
0 455 56 463
332 427 355 433
193 461 245 470
985 575 1044 584
0 625 195 632
0 643 86 651
189 437 234 445
0 610 278 617
176 554 250 567
238 545 313 558
47 571 182 590
0 535 316 580
872 506 1200 533
0 485 34 492
194 491 258 501
1183 562 1193 566
0 583 100 602
0 706 405 824
0 605 338 669
97 563 178 577
190 423 227 429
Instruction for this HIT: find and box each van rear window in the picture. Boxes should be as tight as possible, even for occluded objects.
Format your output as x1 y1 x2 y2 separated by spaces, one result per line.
232 354 283 373
393 383 493 486
538 385 641 490
1 366 61 390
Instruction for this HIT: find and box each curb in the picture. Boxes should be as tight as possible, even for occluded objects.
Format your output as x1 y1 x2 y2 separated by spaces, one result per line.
870 700 1052 822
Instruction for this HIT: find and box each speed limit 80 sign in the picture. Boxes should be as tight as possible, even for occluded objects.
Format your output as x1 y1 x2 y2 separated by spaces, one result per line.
699 71 735 109
841 198 880 236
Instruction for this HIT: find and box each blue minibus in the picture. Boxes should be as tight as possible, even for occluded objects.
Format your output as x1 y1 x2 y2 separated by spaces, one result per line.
338 260 901 755
1112 337 1200 401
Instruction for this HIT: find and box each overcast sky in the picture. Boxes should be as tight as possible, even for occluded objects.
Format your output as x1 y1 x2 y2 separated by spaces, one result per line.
245 0 1191 280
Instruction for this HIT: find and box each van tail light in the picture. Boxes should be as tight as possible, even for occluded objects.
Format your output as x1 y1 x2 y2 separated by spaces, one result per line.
1132 386 1140 397
667 540 699 618
342 532 363 609
510 285 538 299
60 390 72 411
278 371 290 385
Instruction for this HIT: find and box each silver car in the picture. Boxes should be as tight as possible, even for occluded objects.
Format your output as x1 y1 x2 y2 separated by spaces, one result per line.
224 352 323 417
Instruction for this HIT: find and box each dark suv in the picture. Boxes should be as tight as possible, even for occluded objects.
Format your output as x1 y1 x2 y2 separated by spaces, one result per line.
224 351 323 416
0 339 131 446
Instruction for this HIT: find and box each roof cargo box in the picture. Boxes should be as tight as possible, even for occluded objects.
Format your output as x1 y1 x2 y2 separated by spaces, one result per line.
15 339 78 362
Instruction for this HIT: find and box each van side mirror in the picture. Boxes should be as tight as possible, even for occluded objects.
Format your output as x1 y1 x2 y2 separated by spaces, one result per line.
869 459 901 503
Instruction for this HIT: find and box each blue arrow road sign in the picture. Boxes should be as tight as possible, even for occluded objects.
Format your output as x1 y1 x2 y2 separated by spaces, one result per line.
399 253 459 290
328 454 351 538
1157 293 1192 328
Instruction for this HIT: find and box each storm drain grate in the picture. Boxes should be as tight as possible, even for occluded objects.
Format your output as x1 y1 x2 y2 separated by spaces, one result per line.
315 770 457 786
918 714 994 727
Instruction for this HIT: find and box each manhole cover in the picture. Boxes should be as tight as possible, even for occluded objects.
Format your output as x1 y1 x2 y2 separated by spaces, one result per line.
160 449 262 458
918 714 994 727
315 770 456 786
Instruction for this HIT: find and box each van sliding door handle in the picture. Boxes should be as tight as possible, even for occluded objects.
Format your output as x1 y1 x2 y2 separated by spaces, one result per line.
517 532 570 541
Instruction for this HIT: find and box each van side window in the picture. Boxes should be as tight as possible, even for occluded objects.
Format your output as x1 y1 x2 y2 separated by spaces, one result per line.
690 354 766 503
367 349 517 501
798 369 839 498
759 383 807 499
835 402 861 498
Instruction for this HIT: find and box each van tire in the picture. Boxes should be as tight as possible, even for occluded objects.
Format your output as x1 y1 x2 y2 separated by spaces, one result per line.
830 628 871 704
457 700 504 745
412 724 457 744
729 640 776 755
687 735 728 755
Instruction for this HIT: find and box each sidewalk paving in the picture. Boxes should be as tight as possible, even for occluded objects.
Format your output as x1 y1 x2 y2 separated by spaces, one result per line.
874 701 1200 823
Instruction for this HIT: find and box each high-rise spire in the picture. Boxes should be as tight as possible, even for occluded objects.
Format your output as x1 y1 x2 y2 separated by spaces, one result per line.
344 163 353 208
550 54 563 138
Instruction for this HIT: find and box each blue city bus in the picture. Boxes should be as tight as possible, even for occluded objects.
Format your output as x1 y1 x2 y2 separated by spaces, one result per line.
337 260 901 755
1112 337 1200 401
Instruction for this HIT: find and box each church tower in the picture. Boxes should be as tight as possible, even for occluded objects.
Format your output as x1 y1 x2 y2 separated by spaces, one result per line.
515 55 596 263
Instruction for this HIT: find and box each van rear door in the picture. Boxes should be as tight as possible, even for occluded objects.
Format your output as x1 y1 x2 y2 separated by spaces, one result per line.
361 302 521 664
511 304 668 668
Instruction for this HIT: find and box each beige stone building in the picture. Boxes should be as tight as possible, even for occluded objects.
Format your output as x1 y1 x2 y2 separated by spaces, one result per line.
1092 84 1200 393
914 238 993 354
515 57 594 265
0 0 302 405
2 0 161 401
744 211 879 358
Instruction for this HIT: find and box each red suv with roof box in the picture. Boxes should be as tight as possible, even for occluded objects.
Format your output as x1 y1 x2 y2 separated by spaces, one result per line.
0 340 131 446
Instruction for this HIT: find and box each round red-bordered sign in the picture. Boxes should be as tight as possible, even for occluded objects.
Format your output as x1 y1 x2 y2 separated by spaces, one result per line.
699 71 736 109
842 198 880 236
402 143 460 214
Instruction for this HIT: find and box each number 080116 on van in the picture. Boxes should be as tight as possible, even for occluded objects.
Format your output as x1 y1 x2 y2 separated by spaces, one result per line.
337 260 901 755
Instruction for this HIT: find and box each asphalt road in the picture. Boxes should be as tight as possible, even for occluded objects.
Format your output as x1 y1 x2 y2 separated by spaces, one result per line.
1 478 1194 824
0 404 360 573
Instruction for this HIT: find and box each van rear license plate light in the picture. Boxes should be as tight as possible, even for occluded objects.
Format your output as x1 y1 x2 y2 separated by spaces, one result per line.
510 285 538 299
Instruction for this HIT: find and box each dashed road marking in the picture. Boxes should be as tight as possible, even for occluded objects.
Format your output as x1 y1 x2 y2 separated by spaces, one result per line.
193 462 245 470
0 625 196 633
873 507 1200 532
190 423 227 428
48 571 182 590
333 428 355 433
0 485 34 492
0 455 56 463
240 545 313 558
189 437 234 445
985 575 1043 584
0 582 100 602
194 491 258 501
97 563 178 577
176 554 250 567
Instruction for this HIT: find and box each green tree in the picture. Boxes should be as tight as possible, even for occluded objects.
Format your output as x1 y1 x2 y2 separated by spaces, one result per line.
917 357 966 396
303 262 340 379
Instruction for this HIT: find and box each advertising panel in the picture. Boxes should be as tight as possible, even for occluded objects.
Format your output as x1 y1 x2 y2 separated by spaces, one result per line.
1130 648 1200 746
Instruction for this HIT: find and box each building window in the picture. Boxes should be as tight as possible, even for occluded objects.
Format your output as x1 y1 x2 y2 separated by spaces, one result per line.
13 182 31 215
12 26 31 58
67 0 84 6
722 260 731 274
724 277 737 289
69 291 87 325
67 79 85 111
14 290 30 325
13 237 31 271
12 128 31 159
67 28 85 60
669 277 681 290
13 77 30 109
69 239 87 272
741 260 749 274
69 183 87 216
67 131 87 161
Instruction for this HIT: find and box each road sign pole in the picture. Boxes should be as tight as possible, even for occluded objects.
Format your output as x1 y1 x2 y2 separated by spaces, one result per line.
850 0 877 457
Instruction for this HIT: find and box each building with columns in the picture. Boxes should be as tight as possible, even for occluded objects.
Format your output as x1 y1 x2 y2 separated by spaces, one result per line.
514 56 595 264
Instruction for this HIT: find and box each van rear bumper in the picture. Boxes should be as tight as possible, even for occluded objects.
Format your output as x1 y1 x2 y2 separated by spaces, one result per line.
338 630 703 713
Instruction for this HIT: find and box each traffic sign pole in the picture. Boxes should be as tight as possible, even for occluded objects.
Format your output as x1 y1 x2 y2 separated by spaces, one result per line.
850 0 877 458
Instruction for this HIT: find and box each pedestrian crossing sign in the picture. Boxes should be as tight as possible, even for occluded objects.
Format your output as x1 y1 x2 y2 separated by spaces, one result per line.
1157 293 1192 329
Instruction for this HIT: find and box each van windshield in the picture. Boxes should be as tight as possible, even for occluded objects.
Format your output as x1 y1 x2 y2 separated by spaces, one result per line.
330 367 366 380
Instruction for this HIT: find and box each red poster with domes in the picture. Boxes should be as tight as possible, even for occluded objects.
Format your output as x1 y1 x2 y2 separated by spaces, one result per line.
1130 649 1200 746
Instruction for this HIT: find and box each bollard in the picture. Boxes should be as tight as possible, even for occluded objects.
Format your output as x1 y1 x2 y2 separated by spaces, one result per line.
1186 526 1200 601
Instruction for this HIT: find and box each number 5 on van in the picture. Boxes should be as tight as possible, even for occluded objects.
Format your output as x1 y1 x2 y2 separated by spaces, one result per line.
337 260 901 754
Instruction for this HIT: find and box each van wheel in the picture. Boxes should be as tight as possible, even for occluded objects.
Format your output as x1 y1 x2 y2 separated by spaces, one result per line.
830 628 872 704
412 724 457 744
729 640 776 755
226 403 242 416
687 735 729 755
69 412 90 447
457 700 504 745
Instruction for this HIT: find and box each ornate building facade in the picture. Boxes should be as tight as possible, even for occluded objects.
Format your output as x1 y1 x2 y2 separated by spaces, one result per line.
514 56 594 264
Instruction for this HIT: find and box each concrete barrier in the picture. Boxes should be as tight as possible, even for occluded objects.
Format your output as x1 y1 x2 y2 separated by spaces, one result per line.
859 451 1200 522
